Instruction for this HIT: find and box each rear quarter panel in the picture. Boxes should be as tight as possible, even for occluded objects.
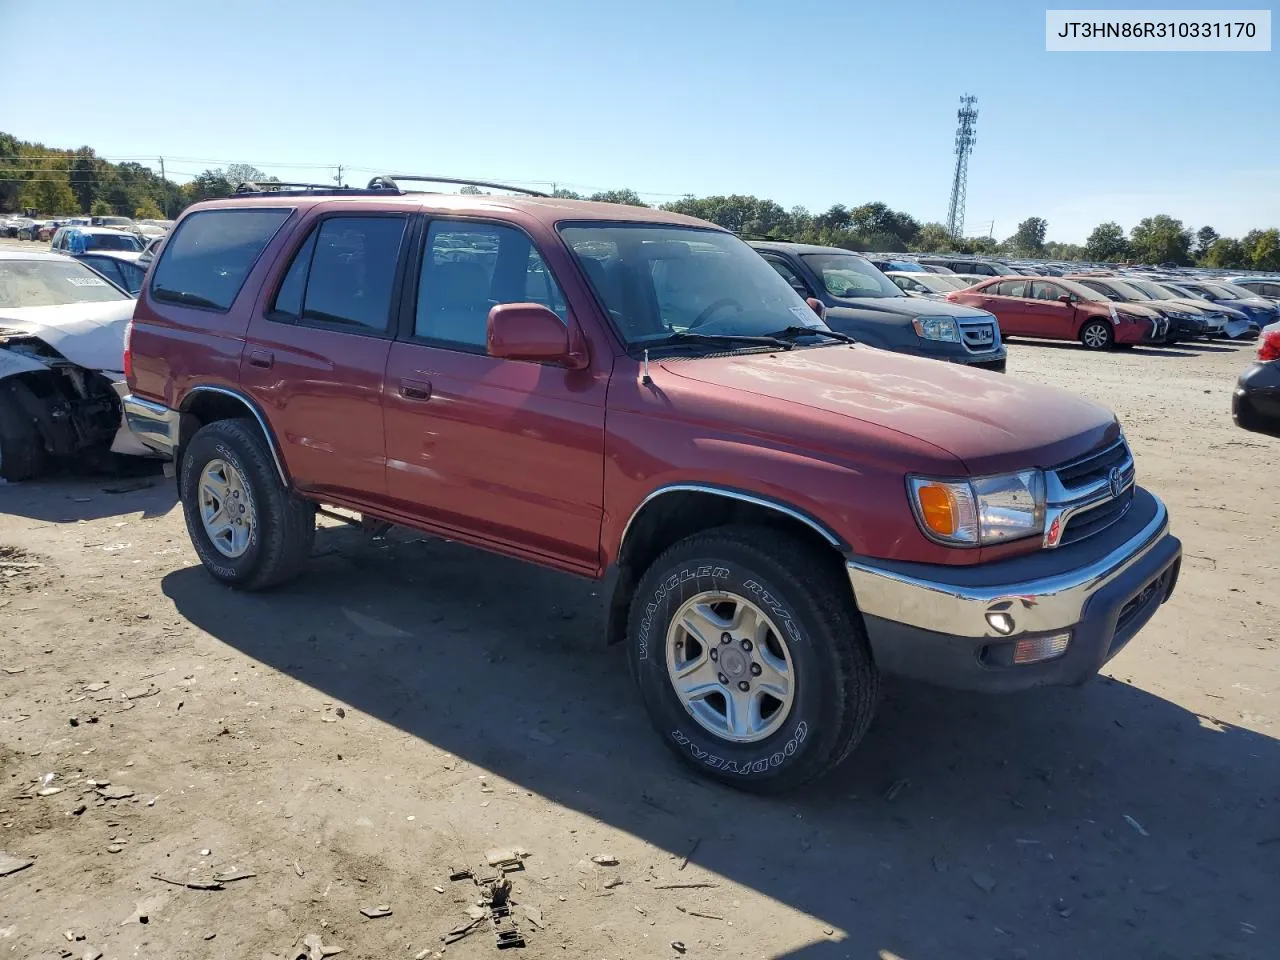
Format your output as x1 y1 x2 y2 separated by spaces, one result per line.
127 205 302 409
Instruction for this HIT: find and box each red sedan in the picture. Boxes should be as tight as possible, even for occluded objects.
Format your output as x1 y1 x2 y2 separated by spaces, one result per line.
947 277 1167 350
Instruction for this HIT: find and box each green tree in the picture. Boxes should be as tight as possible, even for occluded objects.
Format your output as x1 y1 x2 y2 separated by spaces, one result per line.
1084 221 1129 261
1044 241 1086 260
587 188 647 207
1194 225 1219 259
912 222 953 252
20 175 78 214
224 163 268 187
184 169 233 203
1007 217 1048 255
458 185 483 195
1128 214 1192 265
68 148 99 212
1245 228 1280 271
850 202 920 246
90 198 113 215
551 187 583 199
134 197 164 219
1202 237 1248 269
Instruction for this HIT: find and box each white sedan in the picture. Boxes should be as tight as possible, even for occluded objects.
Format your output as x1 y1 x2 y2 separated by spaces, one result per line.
0 251 151 480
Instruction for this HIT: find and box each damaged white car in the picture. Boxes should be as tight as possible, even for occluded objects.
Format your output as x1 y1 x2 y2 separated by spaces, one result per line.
0 251 152 481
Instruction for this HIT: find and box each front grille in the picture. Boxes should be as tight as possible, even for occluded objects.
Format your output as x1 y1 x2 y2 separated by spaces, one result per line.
957 318 999 353
1045 439 1136 548
1059 487 1133 545
1055 440 1129 488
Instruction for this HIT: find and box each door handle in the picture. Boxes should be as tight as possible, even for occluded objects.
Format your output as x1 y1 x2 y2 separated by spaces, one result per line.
399 378 432 401
248 349 274 369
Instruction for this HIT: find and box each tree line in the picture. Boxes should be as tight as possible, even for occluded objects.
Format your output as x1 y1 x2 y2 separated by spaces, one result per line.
2 132 1275 271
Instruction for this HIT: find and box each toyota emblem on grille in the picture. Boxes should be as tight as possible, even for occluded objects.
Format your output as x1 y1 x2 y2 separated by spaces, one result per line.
1107 465 1123 499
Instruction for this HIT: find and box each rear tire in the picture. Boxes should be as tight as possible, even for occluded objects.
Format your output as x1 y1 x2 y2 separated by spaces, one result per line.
180 418 315 590
628 525 879 793
1079 320 1114 351
0 380 48 481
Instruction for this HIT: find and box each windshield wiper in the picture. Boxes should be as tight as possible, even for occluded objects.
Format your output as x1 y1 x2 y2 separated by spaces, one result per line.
651 331 794 351
765 325 858 345
152 288 222 310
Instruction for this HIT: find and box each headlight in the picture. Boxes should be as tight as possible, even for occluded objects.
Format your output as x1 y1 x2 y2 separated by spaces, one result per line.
908 470 1045 546
912 316 960 342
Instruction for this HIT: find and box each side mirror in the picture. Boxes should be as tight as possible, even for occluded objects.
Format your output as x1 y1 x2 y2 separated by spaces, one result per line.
806 297 827 320
487 303 580 366
1058 294 1073 304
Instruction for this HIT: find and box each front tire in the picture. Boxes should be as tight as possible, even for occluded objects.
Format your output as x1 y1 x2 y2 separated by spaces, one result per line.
1080 320 1114 351
628 526 879 793
180 418 315 590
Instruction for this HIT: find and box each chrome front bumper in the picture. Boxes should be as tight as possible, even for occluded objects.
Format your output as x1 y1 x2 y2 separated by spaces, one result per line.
122 394 180 458
846 488 1181 691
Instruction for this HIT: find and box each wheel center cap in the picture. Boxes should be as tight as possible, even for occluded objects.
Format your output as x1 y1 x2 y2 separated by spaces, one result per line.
718 646 748 679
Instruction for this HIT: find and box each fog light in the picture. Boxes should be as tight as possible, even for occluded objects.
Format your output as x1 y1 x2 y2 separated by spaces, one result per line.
1012 632 1071 665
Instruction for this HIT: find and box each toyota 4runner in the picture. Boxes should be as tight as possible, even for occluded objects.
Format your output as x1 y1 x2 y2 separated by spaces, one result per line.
124 178 1182 792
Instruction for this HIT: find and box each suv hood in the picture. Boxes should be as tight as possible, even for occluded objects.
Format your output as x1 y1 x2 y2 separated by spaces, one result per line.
660 345 1118 475
0 300 134 374
827 295 994 321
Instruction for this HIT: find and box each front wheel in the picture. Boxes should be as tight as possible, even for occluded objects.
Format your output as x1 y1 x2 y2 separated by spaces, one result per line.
1080 320 1114 351
180 418 315 590
628 526 879 792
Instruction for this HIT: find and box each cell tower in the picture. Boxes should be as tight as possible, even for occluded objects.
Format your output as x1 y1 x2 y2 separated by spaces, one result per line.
944 95 978 241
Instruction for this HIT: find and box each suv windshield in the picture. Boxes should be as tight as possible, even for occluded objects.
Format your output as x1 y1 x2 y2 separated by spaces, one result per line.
801 254 903 298
0 257 130 308
560 225 832 347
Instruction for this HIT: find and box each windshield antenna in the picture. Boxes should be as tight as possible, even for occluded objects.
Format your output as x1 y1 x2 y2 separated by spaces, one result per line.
641 349 652 385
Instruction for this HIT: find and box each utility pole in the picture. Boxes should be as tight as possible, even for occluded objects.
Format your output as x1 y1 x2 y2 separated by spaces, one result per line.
334 165 344 188
159 157 166 182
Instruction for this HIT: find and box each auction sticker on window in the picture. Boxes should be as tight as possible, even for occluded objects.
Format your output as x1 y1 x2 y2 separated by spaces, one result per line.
1046 10 1271 50
66 277 108 286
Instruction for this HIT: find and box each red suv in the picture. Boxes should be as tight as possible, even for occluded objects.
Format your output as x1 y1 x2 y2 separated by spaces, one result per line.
123 180 1182 791
948 276 1169 349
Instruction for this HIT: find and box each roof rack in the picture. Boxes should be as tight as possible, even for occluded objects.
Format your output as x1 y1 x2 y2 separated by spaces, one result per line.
369 174 549 197
231 180 401 198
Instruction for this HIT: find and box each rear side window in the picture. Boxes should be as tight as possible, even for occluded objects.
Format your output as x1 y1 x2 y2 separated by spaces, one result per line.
992 279 1027 297
295 216 407 332
151 208 291 311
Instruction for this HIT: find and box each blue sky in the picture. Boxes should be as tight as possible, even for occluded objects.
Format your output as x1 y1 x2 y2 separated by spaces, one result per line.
3 1 1276 243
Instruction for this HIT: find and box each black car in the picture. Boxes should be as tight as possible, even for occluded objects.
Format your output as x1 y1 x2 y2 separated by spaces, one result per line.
751 242 1007 371
1233 323 1280 437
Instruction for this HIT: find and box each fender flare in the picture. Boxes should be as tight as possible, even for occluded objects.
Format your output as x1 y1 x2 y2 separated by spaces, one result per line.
180 385 291 487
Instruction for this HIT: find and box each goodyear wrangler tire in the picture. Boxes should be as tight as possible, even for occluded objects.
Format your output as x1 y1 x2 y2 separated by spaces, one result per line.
180 418 315 591
628 526 879 792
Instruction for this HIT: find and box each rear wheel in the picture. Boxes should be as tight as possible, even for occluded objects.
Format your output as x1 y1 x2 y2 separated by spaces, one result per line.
180 418 315 590
628 526 879 793
1080 320 1113 351
0 381 48 481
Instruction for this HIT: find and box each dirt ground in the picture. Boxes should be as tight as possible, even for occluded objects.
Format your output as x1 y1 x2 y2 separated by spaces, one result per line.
0 317 1276 959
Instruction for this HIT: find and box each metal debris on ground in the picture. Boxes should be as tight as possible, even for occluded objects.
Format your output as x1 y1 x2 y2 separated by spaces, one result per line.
486 847 529 872
676 905 724 920
671 942 687 954
590 854 618 866
0 852 34 877
655 882 719 890
448 866 474 882
150 873 225 891
294 860 305 878
678 838 701 870
359 905 392 919
293 932 344 960
1123 814 1150 837
212 868 256 883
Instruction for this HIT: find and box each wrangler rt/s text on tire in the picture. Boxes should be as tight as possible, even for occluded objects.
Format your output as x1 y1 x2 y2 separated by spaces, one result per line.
180 418 315 591
628 526 880 792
